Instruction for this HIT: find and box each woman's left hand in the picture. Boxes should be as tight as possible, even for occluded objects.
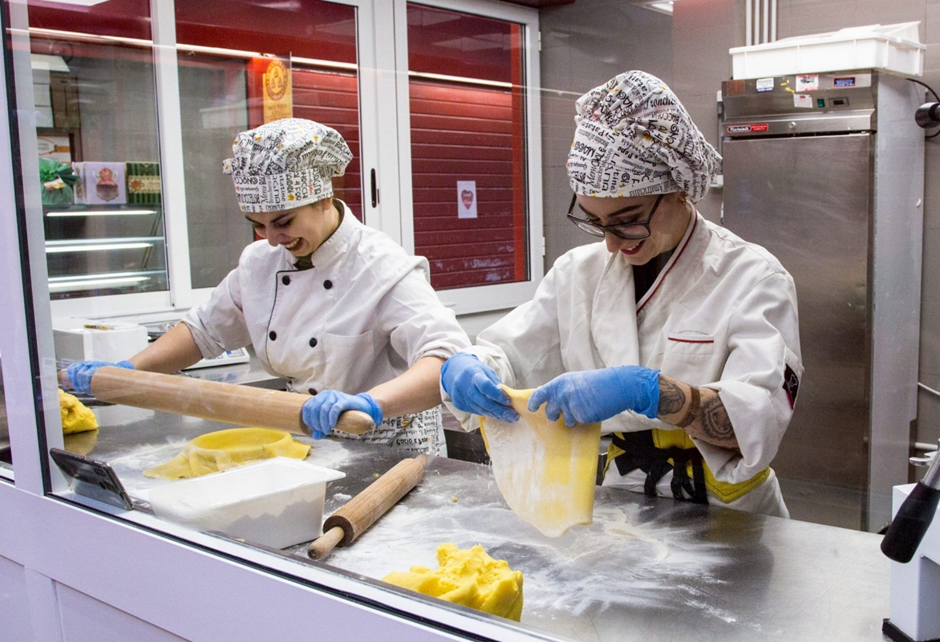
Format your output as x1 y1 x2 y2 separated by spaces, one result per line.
301 391 383 439
528 366 660 427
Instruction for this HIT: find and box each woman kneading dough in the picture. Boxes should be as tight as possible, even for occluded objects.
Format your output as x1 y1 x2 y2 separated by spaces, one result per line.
67 118 470 455
441 71 803 516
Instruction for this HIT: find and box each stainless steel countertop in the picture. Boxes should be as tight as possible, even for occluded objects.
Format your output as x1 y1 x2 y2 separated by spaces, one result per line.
81 404 892 642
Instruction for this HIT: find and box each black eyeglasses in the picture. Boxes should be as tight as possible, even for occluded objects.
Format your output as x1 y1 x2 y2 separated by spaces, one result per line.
566 193 665 240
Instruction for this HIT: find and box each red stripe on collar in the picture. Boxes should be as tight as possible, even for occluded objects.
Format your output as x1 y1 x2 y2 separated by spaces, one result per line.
637 214 699 314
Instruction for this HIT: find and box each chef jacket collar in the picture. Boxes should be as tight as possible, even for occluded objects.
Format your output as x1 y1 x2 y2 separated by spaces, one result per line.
278 198 355 270
636 208 701 313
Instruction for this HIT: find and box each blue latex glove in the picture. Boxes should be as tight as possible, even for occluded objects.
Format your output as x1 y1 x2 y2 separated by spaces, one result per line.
440 352 518 423
66 360 135 395
527 366 661 427
301 391 383 440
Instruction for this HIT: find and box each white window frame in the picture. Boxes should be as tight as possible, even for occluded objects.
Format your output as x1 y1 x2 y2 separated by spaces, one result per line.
31 0 539 324
43 0 382 323
388 0 543 315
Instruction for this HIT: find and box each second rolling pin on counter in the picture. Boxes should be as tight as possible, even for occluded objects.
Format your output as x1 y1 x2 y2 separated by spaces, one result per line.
57 366 375 436
308 454 430 560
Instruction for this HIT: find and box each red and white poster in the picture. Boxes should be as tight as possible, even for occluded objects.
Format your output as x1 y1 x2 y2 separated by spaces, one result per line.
457 180 477 219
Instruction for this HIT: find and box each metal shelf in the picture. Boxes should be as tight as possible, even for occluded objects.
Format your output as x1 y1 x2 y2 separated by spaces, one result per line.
42 202 168 299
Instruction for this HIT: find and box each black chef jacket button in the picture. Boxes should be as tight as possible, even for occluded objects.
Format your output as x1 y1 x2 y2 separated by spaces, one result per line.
282 275 290 285
308 388 317 395
323 280 333 290
309 337 318 348
269 331 277 341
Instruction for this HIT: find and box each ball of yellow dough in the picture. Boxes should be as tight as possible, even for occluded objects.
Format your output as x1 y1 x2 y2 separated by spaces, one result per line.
59 389 98 434
383 543 523 622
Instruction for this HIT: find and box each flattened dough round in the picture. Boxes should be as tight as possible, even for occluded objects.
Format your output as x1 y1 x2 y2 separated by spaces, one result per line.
480 386 601 538
144 427 311 479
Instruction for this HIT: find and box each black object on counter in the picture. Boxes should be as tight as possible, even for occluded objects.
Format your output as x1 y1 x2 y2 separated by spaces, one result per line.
881 443 940 564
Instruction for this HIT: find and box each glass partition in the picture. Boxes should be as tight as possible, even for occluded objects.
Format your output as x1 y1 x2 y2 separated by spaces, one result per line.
0 1 550 639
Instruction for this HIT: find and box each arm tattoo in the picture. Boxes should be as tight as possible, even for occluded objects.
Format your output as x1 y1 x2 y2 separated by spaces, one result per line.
658 378 686 416
698 393 736 445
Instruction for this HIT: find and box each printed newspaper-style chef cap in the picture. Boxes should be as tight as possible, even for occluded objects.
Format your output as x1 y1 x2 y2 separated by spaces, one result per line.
223 118 353 213
567 71 721 203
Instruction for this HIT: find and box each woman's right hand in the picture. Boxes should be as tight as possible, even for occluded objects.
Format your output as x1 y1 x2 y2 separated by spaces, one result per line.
440 353 518 423
66 360 135 395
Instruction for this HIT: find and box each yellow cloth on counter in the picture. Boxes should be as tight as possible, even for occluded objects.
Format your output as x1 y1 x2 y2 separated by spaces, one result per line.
59 389 98 434
143 427 311 479
383 543 524 622
480 386 601 538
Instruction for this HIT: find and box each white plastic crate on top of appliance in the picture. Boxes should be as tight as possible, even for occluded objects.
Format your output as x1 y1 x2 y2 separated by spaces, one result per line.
730 22 925 79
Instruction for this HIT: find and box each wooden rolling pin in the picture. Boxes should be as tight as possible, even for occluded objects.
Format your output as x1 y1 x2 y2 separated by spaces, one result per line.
308 454 429 560
57 366 374 436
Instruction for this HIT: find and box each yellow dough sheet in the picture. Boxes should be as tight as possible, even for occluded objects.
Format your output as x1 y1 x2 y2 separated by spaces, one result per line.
59 389 98 434
144 427 311 479
480 386 601 538
383 543 523 622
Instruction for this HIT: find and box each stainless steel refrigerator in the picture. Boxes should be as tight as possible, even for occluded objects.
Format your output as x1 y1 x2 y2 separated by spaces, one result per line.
720 70 924 531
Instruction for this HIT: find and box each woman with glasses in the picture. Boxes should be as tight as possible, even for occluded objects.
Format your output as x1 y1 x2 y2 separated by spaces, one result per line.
441 71 802 516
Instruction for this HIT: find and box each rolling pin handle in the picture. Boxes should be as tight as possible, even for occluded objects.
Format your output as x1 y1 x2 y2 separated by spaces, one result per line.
333 410 375 436
307 455 429 561
307 525 346 560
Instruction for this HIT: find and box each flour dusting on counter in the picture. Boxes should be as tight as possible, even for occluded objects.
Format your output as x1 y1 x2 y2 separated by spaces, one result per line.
107 438 192 498
314 462 734 623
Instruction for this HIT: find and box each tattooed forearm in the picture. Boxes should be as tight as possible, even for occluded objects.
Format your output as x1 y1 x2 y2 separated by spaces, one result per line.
691 389 738 448
658 377 686 416
655 375 739 449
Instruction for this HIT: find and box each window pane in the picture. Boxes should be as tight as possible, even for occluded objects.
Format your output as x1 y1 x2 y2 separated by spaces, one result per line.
408 4 528 290
173 0 362 289
28 0 168 299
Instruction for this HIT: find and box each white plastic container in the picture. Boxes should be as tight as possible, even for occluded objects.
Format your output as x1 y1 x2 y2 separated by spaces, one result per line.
730 23 925 79
148 458 345 549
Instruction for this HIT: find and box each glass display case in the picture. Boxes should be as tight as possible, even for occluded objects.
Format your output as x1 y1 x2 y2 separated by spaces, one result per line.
28 2 168 299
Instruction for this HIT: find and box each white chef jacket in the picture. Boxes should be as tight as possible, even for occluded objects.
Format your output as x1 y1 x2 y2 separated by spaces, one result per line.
183 200 470 452
443 212 802 516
